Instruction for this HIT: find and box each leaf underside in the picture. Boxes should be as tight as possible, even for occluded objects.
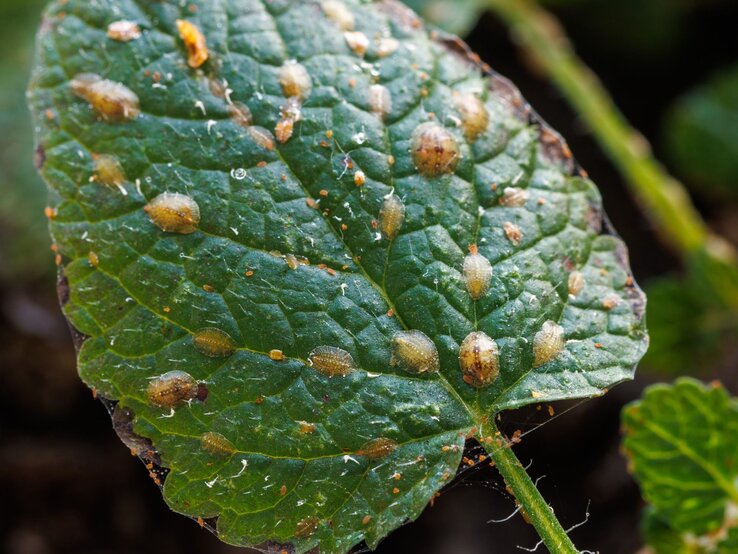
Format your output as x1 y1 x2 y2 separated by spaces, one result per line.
29 1 647 552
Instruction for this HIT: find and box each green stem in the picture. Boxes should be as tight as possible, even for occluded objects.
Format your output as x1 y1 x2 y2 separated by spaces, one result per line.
484 0 736 264
483 420 579 553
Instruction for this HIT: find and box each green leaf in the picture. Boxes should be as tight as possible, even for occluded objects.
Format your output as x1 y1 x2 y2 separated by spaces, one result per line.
663 64 738 198
642 508 698 554
643 250 738 375
623 379 738 538
29 0 647 551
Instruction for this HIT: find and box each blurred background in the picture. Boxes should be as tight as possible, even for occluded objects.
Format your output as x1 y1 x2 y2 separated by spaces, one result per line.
2 0 738 552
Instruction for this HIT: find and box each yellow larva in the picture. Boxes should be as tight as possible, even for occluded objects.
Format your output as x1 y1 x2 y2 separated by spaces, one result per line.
357 437 398 460
107 20 141 42
200 431 236 456
176 19 208 68
379 194 405 240
278 60 312 100
308 346 356 377
463 244 493 301
368 84 392 119
533 321 565 367
568 271 585 297
71 73 140 122
321 0 355 30
193 328 236 358
147 370 200 408
390 330 439 374
411 122 461 177
454 92 489 142
94 154 127 194
144 192 200 234
459 331 500 388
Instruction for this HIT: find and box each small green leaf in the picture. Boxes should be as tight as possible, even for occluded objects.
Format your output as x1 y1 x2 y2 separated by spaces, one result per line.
29 0 647 551
664 64 738 198
623 379 738 537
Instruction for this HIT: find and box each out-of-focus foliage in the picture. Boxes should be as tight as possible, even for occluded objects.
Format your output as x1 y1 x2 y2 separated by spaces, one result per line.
401 0 483 36
664 65 738 199
623 379 738 553
643 250 738 375
0 0 51 282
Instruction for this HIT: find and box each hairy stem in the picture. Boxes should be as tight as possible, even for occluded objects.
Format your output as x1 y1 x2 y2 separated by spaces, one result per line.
485 0 736 265
483 420 579 553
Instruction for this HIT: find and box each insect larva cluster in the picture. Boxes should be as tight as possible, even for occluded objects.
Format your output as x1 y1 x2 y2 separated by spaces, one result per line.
193 328 236 358
357 437 398 460
463 244 492 301
144 192 201 234
308 346 356 377
147 370 202 408
176 19 208 68
71 73 140 121
454 92 489 142
533 321 565 367
411 122 461 177
459 331 500 388
200 431 236 456
379 194 405 240
391 330 439 374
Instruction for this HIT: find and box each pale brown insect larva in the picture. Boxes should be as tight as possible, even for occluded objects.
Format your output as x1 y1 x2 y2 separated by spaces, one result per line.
379 193 405 240
321 0 355 30
308 346 356 377
357 437 398 460
275 97 302 144
368 84 392 119
295 516 321 538
568 271 585 297
144 192 201 234
411 122 461 177
147 370 200 408
229 101 253 128
248 126 275 151
193 328 236 358
459 331 500 388
344 31 370 56
500 187 529 208
176 19 208 68
200 431 236 456
94 154 127 194
533 321 565 367
463 244 493 301
503 221 522 246
454 92 489 142
70 73 140 121
107 20 141 42
278 60 312 100
269 349 285 361
390 330 439 374
376 37 400 58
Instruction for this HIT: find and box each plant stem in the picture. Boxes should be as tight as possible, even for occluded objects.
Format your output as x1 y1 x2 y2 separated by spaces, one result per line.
484 0 736 264
483 420 579 553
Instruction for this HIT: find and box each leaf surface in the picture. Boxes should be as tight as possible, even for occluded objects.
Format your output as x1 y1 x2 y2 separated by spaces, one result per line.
29 0 647 551
623 379 738 538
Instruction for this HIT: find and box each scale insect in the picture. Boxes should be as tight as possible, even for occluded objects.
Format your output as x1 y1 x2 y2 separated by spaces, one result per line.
390 330 439 374
463 244 493 301
193 328 236 358
411 122 461 177
459 331 500 388
147 370 204 408
308 346 357 377
200 431 236 456
379 194 405 240
144 192 201 234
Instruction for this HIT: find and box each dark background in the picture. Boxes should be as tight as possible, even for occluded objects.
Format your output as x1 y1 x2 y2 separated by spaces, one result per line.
3 1 738 552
